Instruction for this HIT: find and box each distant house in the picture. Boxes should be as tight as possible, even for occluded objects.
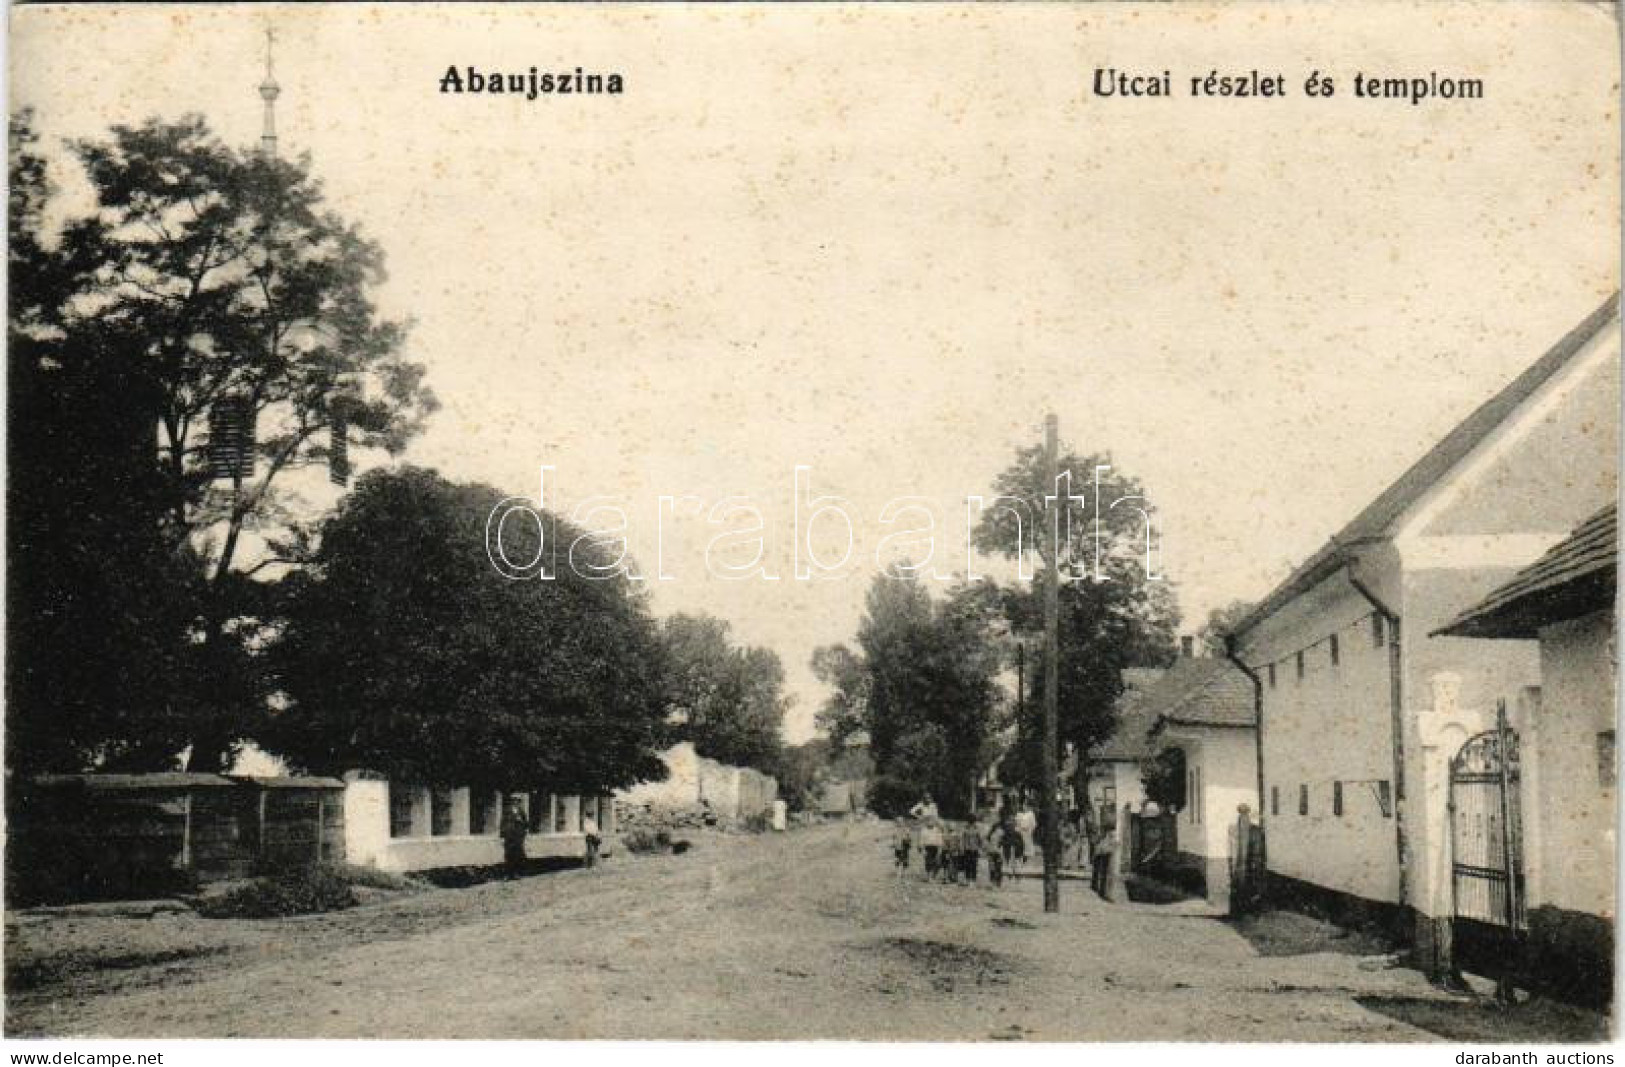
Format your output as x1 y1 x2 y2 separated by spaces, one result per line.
815 730 873 818
1084 666 1168 822
1143 652 1258 911
1434 503 1616 1005
1227 294 1619 978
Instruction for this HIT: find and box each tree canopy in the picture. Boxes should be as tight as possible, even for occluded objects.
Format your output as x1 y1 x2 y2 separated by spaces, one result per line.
815 571 1005 819
265 467 670 793
971 438 1179 798
7 114 436 772
661 613 790 776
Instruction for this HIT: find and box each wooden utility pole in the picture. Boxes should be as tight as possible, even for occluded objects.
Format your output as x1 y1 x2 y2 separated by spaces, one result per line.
1042 413 1061 913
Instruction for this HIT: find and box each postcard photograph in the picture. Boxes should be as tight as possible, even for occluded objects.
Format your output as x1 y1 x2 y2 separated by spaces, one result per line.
3 0 1620 1045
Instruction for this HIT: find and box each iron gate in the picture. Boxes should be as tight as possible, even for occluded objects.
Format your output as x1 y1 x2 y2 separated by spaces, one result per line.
1448 713 1525 932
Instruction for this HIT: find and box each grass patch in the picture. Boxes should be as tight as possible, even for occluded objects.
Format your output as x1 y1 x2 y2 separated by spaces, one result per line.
1228 909 1397 958
194 866 358 919
872 936 1017 993
7 946 228 992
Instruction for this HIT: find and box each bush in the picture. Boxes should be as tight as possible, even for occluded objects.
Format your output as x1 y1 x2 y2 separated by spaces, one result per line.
325 863 422 892
620 828 665 854
194 866 358 919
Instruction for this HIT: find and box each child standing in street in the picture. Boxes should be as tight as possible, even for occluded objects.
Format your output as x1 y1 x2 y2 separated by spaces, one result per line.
893 818 913 875
920 818 944 879
959 821 982 884
984 821 1004 887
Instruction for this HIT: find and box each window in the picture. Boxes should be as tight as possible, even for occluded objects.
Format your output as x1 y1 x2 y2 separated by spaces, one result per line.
1376 780 1393 817
1295 651 1305 681
1333 781 1344 817
431 788 454 836
1270 785 1279 817
1372 613 1385 648
555 797 570 833
1329 634 1340 667
389 784 415 838
471 791 500 835
1298 784 1309 816
1267 663 1277 689
528 790 548 832
1600 731 1617 789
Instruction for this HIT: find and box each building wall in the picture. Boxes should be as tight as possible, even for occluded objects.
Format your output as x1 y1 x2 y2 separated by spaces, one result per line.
1086 760 1145 822
343 779 599 872
1420 329 1619 540
1172 727 1259 861
616 742 779 823
1244 573 1403 905
1530 610 1616 920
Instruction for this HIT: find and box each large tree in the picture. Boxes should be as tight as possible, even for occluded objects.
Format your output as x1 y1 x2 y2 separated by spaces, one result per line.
10 115 436 771
8 113 210 774
661 613 790 775
972 439 1179 799
265 467 669 793
816 571 1004 819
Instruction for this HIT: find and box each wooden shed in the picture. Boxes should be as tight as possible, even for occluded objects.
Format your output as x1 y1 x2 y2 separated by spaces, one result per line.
8 773 346 906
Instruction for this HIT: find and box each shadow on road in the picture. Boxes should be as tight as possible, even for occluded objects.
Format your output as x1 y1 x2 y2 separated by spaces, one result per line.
1354 993 1609 1043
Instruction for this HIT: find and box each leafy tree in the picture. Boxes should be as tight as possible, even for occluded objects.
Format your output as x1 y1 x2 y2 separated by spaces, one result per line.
1143 745 1186 811
1198 599 1254 656
7 112 209 773
973 439 1179 800
265 467 668 793
11 115 436 770
661 613 790 775
810 644 869 745
823 570 1004 819
774 740 832 813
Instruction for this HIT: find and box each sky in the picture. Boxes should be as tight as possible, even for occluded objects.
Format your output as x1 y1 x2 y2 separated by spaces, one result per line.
11 2 1620 741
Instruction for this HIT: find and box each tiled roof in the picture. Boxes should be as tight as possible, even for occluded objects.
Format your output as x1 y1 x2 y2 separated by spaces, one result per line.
30 773 239 790
1434 504 1617 640
1090 667 1168 762
1228 293 1620 643
1143 657 1257 730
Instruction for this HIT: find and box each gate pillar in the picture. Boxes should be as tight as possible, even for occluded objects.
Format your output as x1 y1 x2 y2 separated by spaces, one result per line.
1412 672 1487 981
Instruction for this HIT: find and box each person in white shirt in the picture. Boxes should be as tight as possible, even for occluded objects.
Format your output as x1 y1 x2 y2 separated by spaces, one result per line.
583 811 602 868
1014 805 1038 870
908 794 939 822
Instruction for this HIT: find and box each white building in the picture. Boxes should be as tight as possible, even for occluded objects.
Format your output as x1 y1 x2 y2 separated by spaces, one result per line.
1144 654 1259 912
1228 294 1619 978
1084 667 1167 823
1435 503 1616 1006
344 776 611 872
616 742 779 825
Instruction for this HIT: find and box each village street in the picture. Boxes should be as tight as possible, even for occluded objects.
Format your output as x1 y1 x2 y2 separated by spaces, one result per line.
12 823 1599 1042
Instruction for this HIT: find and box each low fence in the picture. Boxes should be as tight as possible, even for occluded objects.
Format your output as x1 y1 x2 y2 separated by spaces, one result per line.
8 773 345 906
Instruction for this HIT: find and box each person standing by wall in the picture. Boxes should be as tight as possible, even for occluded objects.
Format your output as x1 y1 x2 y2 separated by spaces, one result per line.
501 796 529 878
583 806 602 868
1091 810 1117 900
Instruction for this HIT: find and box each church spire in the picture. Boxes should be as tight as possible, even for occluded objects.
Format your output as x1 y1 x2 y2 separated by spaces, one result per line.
258 26 280 157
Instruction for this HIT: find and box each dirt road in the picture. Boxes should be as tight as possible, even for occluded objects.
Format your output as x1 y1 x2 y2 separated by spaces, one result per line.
6 823 1599 1040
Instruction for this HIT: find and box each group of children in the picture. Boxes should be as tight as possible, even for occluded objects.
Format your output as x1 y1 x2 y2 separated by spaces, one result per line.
892 795 1038 888
890 794 1121 899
